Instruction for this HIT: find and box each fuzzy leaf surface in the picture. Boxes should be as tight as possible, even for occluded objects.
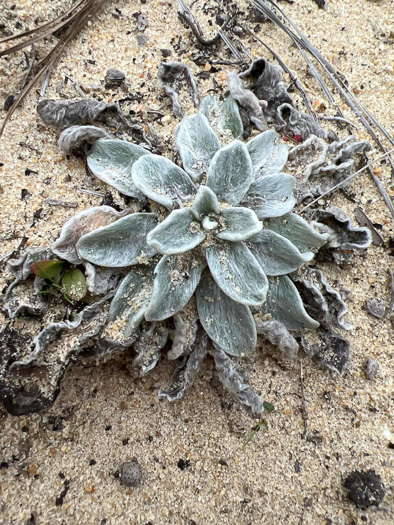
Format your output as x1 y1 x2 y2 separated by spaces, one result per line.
145 255 206 321
205 241 268 306
261 275 319 331
192 186 221 219
241 173 296 218
87 139 149 197
147 209 205 255
247 229 313 276
77 213 157 267
216 207 262 241
206 140 253 206
196 272 256 356
61 269 87 301
109 265 155 339
218 96 243 139
266 213 329 252
246 130 288 177
132 154 196 209
176 113 220 181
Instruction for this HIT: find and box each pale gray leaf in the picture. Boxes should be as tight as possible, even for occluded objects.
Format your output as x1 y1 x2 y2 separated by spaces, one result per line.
192 185 221 220
218 96 243 139
84 263 120 295
277 103 327 139
58 125 110 154
145 254 206 321
77 213 157 267
132 154 196 209
227 70 266 131
87 139 149 197
206 140 253 205
241 173 296 219
246 130 288 177
216 207 262 241
167 302 199 360
260 275 319 331
266 213 329 253
255 318 299 358
52 206 123 264
205 241 268 306
212 344 263 418
133 322 168 376
108 265 155 340
247 229 313 276
176 112 221 181
147 208 205 255
196 272 257 356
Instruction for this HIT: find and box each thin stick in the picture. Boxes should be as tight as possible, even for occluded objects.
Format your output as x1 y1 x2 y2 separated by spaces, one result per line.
387 270 394 320
321 116 359 129
300 361 308 440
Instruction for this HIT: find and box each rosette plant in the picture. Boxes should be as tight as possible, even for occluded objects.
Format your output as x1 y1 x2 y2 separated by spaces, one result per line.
57 99 327 360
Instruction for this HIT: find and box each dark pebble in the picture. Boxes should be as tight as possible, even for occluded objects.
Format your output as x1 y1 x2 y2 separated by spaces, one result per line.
343 469 385 509
120 459 141 487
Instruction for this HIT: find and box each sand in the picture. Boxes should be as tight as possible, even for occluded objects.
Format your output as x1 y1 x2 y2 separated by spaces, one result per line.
0 0 393 523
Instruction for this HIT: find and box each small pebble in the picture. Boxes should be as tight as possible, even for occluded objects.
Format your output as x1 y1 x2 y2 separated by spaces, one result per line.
366 358 379 380
120 459 141 487
343 469 385 509
366 297 385 318
105 68 125 88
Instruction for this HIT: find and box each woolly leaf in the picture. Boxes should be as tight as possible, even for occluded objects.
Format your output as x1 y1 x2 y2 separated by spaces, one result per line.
147 208 205 255
218 96 243 139
109 265 155 339
246 130 288 177
196 272 256 356
207 140 253 205
30 260 64 279
176 112 221 181
260 275 319 331
216 207 262 241
61 269 87 301
132 154 196 210
87 139 149 197
247 229 313 276
192 186 221 220
241 173 296 219
77 213 157 267
267 214 329 253
52 206 122 264
145 255 206 321
205 241 268 306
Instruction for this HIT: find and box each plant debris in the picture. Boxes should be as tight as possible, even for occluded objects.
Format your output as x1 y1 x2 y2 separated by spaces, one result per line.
343 469 385 510
157 61 199 118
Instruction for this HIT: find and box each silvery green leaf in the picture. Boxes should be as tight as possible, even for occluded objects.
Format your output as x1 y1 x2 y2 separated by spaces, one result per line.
246 130 288 177
218 96 243 139
241 173 296 219
261 275 319 331
52 206 123 264
199 94 216 120
206 140 253 205
266 213 329 253
205 241 268 306
145 254 206 321
212 344 263 418
255 318 299 359
132 154 196 210
87 139 149 197
77 213 157 267
196 272 256 356
192 186 221 220
84 263 120 295
109 265 155 340
216 207 262 241
247 229 313 276
176 112 221 181
147 208 205 255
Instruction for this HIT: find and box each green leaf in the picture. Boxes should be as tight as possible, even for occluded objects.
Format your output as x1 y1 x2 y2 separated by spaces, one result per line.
77 213 158 267
145 254 206 321
196 272 256 356
260 275 319 331
266 213 329 253
61 269 87 301
109 265 155 339
30 259 64 279
207 140 253 206
263 401 275 413
247 229 313 276
192 186 221 220
216 207 262 242
147 208 205 255
205 241 268 306
132 154 196 210
176 113 221 181
241 173 296 219
87 139 150 197
246 130 288 177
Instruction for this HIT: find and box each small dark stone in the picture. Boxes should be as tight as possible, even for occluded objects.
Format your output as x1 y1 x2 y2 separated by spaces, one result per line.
343 469 385 509
105 68 125 89
21 425 29 433
388 442 394 450
120 459 141 487
177 459 190 470
89 459 96 466
122 438 129 446
0 462 9 469
160 48 171 57
105 425 112 431
25 168 38 176
294 460 301 473
4 95 15 111
218 459 228 466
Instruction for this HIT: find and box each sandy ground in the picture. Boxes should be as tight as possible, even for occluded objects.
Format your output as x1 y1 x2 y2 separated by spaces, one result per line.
0 0 393 523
